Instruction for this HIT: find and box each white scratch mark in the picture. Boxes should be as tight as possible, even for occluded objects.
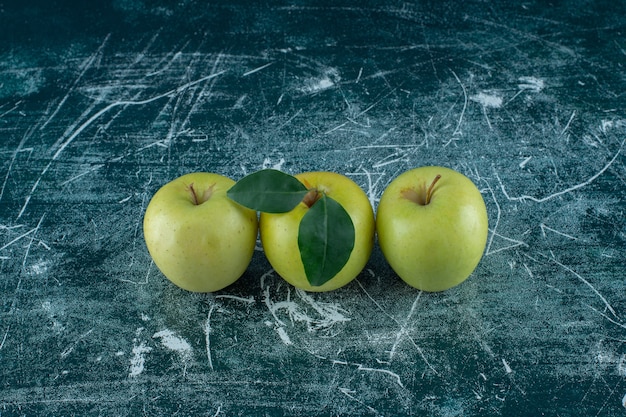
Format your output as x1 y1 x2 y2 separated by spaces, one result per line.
262 157 286 171
497 139 624 203
372 153 408 169
0 227 37 252
60 328 94 359
0 122 34 204
153 329 192 357
324 86 399 134
275 326 292 345
585 304 626 330
300 74 336 94
128 340 152 378
21 214 45 271
153 329 192 377
355 277 396 324
0 101 22 119
40 34 110 130
339 388 378 414
354 144 419 150
347 168 384 212
119 258 151 285
0 325 9 350
482 106 494 129
357 364 404 388
389 292 421 361
295 289 351 329
60 164 105 186
279 109 303 130
484 180 527 256
450 70 468 137
215 294 255 304
17 172 44 219
323 121 350 135
523 263 534 278
242 62 273 77
542 253 619 320
561 110 576 136
502 358 513 374
517 76 545 92
601 119 614 134
205 303 216 371
355 67 363 83
471 92 503 108
519 156 532 169
619 356 626 377
261 273 350 331
471 92 501 129
355 278 438 376
540 223 577 240
17 70 227 218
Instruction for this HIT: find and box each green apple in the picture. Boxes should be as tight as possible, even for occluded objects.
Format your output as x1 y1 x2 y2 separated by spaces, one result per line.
376 166 488 292
259 171 375 292
143 172 258 292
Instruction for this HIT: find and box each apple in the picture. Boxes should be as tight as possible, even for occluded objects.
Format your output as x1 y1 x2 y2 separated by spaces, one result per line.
143 172 258 292
376 166 488 292
259 171 375 292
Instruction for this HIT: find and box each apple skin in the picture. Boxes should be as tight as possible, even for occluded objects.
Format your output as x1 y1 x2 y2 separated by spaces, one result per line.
376 166 488 292
143 172 258 292
259 171 375 292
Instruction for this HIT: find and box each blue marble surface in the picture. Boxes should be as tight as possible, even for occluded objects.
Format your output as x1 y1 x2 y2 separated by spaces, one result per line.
1 1 625 415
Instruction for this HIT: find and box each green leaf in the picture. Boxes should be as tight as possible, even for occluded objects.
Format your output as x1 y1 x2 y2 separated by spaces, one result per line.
227 169 308 213
298 195 355 287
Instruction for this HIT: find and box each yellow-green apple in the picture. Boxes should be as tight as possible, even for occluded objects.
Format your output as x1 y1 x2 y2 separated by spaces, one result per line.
259 171 375 292
143 172 258 292
376 166 488 292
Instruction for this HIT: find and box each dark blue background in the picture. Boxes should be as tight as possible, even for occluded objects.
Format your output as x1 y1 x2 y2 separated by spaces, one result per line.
1 1 625 416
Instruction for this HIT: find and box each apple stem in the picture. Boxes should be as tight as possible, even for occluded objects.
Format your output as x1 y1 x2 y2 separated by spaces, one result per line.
425 174 442 205
187 183 215 205
302 188 322 208
188 183 200 205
